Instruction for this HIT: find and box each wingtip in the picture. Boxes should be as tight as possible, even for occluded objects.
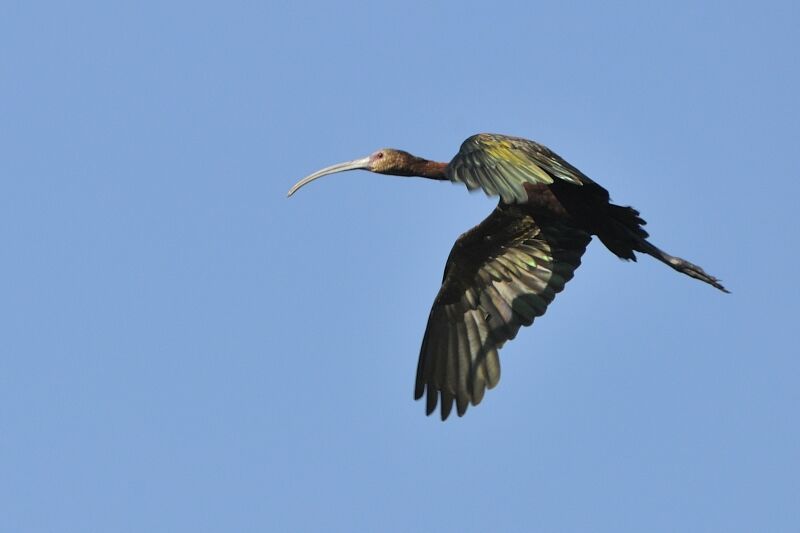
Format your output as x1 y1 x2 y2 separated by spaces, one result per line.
414 386 424 401
425 388 437 416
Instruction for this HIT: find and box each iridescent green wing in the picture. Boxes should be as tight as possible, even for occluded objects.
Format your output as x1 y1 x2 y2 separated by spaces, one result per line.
415 206 591 420
448 133 587 204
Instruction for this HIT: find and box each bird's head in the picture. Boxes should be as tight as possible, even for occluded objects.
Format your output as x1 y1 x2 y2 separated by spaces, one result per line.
287 148 425 197
368 148 420 175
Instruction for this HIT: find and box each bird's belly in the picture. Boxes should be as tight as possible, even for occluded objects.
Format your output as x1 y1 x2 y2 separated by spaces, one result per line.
522 183 572 220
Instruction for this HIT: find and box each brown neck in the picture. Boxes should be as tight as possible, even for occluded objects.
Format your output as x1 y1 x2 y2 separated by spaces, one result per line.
408 158 448 180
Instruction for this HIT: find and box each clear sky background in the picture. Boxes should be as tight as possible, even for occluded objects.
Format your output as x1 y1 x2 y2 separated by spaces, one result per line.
2 1 798 532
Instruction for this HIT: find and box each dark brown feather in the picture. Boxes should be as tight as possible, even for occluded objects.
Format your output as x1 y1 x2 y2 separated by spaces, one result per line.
415 205 592 420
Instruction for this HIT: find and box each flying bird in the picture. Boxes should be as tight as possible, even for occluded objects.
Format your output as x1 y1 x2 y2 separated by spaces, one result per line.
288 133 728 420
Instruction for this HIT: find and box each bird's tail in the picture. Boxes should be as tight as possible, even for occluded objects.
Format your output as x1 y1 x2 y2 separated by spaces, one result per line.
599 204 729 293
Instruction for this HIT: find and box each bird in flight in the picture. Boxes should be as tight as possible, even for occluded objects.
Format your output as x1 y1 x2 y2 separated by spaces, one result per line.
288 133 728 420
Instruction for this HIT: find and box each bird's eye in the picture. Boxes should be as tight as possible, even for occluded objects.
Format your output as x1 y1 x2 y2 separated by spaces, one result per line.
376 152 384 159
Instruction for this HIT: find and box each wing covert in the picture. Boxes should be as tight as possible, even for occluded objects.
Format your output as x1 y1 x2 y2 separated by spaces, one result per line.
448 133 588 204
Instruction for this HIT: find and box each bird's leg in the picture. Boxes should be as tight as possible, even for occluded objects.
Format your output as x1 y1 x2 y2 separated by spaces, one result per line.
639 240 729 293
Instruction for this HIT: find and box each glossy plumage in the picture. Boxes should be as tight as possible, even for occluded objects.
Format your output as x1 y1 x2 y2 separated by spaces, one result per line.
449 133 586 202
288 133 728 420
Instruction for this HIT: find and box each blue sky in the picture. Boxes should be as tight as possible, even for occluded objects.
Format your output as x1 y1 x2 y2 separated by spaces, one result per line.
2 1 798 532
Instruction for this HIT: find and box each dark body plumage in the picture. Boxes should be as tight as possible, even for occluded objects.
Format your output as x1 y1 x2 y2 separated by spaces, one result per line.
288 133 728 420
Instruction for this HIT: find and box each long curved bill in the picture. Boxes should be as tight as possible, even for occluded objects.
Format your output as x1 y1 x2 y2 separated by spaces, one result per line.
287 156 372 197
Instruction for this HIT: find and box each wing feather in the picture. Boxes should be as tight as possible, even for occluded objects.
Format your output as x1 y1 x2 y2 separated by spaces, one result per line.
415 205 591 419
448 133 589 204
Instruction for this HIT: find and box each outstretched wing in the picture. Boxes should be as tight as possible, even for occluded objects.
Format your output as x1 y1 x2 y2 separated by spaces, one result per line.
448 133 591 204
415 206 592 420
